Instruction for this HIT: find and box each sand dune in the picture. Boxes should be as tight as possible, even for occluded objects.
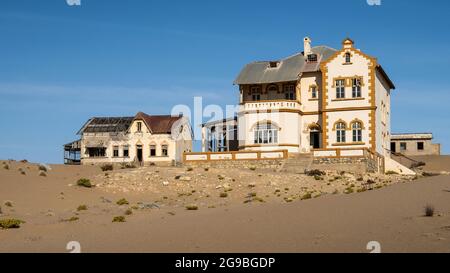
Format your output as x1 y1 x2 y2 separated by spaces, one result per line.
0 157 449 253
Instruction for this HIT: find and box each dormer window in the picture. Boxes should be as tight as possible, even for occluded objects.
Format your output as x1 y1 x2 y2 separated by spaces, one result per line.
307 54 318 62
345 52 351 63
269 61 279 68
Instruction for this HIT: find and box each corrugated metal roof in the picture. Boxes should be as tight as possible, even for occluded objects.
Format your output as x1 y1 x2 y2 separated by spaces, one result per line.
233 46 337 85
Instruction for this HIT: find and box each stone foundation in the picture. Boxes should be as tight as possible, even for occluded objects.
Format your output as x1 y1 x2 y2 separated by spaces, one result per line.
185 159 284 170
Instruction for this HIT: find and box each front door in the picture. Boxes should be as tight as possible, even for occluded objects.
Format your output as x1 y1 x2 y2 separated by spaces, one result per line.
136 145 143 163
310 132 320 149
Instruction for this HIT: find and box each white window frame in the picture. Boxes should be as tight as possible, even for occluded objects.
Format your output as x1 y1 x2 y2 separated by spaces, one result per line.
352 122 362 142
336 80 345 99
253 124 279 145
336 123 346 143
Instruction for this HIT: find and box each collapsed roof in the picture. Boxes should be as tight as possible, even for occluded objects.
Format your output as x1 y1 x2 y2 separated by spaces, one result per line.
77 113 183 135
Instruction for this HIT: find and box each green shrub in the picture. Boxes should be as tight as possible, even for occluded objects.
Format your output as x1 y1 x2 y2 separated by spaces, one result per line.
120 163 136 169
301 193 312 200
116 198 129 206
424 204 435 217
124 209 133 215
185 205 198 210
77 178 92 188
112 216 126 222
77 205 88 211
386 171 398 175
0 219 25 229
344 187 354 194
306 169 325 176
100 164 114 172
64 216 79 222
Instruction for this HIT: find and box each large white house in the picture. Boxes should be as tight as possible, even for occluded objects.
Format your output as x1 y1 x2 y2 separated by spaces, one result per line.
202 37 395 159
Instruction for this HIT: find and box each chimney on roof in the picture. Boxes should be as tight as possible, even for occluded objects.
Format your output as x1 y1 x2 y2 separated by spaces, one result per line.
304 37 312 56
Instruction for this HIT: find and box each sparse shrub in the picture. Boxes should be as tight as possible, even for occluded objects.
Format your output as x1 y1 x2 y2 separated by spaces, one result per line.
332 189 339 195
112 216 126 222
344 187 354 194
411 161 426 168
120 163 136 169
185 205 198 210
366 179 376 185
248 192 257 198
422 172 439 177
218 175 225 180
301 193 312 200
204 168 209 172
175 175 181 180
186 167 193 172
306 169 325 176
39 171 47 177
424 204 435 217
76 178 92 188
220 192 228 198
100 164 113 172
386 171 398 175
77 205 88 211
0 219 25 229
116 198 129 206
64 216 79 222
249 166 257 171
18 168 26 175
38 165 48 172
4 201 13 207
3 165 9 170
357 177 364 182
20 160 28 163
314 175 324 181
357 188 366 193
124 209 133 215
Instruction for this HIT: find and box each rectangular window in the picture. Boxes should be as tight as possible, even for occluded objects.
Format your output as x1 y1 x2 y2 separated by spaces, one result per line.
137 122 142 132
113 146 119 157
252 94 261 101
311 86 318 99
150 145 156 157
161 145 168 157
417 142 424 151
336 80 345 99
123 146 129 157
337 130 346 143
400 142 407 151
87 148 106 157
285 92 295 100
254 124 278 144
352 78 362 98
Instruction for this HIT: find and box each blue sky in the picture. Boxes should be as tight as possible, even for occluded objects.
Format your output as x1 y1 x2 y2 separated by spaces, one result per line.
0 0 449 163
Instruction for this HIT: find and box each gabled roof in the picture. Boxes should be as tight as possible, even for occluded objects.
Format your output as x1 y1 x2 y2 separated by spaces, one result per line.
77 117 134 134
233 46 337 85
134 112 183 134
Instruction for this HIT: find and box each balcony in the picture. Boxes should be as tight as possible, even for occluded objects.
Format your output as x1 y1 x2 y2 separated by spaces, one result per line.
239 100 301 113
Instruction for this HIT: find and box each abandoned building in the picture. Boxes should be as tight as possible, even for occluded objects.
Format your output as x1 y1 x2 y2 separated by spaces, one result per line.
391 133 441 156
65 112 193 165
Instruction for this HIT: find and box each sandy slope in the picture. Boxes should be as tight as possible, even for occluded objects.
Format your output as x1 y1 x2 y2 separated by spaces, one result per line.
0 157 449 253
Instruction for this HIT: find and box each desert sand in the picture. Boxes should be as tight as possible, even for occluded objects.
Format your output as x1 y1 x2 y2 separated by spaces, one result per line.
0 156 449 253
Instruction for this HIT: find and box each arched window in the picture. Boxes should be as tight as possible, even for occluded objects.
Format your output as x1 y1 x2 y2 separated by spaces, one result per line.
336 122 346 143
267 84 279 93
253 123 279 144
352 122 363 142
161 143 169 157
345 52 351 63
